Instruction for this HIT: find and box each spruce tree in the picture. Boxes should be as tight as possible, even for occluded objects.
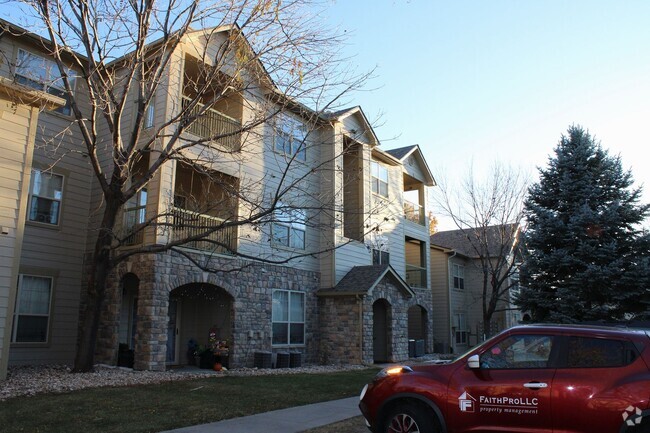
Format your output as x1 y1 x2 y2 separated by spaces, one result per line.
518 126 650 323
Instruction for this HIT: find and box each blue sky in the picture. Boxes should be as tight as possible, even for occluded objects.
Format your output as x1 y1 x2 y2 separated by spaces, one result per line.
323 0 650 223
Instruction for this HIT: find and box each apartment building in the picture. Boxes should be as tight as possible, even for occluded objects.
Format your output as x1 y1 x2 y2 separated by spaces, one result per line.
0 19 435 376
430 225 520 354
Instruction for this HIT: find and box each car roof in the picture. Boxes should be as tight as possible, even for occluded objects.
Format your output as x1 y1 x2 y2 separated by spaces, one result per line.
507 323 650 339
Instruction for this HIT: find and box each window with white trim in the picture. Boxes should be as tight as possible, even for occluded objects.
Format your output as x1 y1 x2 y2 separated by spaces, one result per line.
372 249 389 265
453 313 468 345
272 290 305 345
15 49 75 116
371 161 388 197
452 263 465 290
272 204 306 249
274 114 306 161
12 275 52 343
144 101 155 129
28 169 64 225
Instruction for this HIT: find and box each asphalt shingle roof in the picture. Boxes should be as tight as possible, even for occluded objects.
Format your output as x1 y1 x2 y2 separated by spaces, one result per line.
317 264 414 297
430 224 518 258
385 145 417 160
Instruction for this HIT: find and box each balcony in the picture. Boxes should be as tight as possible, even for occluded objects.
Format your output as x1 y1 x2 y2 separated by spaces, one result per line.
170 207 236 254
123 207 145 246
182 96 241 151
404 200 425 225
405 264 427 288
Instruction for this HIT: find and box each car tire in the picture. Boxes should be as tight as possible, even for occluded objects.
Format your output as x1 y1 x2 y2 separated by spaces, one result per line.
381 402 438 433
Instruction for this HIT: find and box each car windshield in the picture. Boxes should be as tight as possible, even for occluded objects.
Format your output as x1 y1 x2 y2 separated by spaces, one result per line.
452 332 502 362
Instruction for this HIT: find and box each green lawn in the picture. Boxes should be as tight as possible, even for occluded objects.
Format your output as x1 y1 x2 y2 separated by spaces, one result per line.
0 368 379 433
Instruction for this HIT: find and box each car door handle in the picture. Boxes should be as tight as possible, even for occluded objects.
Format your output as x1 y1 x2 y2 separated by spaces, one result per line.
523 382 548 389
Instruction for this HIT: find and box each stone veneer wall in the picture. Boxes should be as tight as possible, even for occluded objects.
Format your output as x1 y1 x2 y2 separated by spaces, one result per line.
318 296 362 364
96 250 320 371
318 277 434 365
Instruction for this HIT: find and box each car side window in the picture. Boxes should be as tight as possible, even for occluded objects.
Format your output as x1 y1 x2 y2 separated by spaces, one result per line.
567 337 638 368
480 335 554 369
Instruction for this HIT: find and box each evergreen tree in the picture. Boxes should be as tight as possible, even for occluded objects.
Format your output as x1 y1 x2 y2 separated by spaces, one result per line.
518 126 650 323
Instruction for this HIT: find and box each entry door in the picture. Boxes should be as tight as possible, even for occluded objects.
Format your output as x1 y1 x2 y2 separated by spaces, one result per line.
448 334 557 432
373 301 388 363
166 299 180 364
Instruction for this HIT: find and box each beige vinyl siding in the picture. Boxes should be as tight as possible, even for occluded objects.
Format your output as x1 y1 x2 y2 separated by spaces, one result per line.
403 154 427 184
0 94 39 378
429 249 450 352
0 34 93 366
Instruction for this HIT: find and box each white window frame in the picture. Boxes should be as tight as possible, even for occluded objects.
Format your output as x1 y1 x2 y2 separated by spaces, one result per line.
452 263 465 290
272 289 305 346
272 204 306 250
28 169 64 226
15 48 75 116
12 275 53 343
371 161 389 198
372 248 390 265
453 313 468 346
144 100 155 129
274 114 306 161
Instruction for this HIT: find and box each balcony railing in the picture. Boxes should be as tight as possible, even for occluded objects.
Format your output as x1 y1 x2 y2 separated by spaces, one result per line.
170 207 236 254
404 200 425 226
182 96 241 151
123 206 146 246
405 264 427 288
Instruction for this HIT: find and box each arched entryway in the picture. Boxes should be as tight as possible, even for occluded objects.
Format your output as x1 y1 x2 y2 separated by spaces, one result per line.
117 273 139 367
373 299 391 363
168 283 234 366
408 305 428 355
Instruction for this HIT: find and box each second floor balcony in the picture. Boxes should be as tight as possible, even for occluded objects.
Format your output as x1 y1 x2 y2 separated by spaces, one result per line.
405 264 427 288
182 96 241 151
169 207 236 254
404 200 425 226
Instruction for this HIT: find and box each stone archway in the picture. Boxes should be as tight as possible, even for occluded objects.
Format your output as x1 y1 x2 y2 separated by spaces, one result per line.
408 305 428 356
168 283 234 366
116 273 140 367
373 299 392 363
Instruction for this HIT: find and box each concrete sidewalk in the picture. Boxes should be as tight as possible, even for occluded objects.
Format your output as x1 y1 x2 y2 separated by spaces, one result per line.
159 396 361 433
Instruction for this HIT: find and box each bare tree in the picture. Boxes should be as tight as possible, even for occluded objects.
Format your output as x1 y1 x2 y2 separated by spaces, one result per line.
6 0 375 371
433 163 529 337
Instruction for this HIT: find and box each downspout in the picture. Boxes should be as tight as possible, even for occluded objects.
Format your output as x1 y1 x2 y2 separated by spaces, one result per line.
448 251 457 354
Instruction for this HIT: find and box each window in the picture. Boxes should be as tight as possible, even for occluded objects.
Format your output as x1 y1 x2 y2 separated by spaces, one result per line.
567 337 638 368
371 161 388 197
272 290 305 345
12 275 52 343
452 264 465 290
480 334 554 369
15 49 75 116
274 115 306 161
453 313 468 345
28 169 64 225
272 204 306 249
372 249 390 265
123 188 148 244
144 102 155 129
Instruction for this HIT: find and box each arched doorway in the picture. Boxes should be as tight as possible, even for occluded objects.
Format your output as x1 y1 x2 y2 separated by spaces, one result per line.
117 274 139 367
408 305 428 355
373 299 391 363
168 283 234 366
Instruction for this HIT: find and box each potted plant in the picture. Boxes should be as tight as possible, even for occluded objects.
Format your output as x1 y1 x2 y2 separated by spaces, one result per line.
197 345 214 369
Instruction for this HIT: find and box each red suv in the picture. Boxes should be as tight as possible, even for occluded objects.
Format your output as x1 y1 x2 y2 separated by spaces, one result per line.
359 324 650 433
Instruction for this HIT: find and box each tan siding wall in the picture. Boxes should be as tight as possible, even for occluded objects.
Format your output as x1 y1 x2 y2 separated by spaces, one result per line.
0 96 37 378
430 249 450 351
1 34 93 366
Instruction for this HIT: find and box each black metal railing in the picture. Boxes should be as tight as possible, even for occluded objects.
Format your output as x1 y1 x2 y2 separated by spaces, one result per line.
170 207 236 254
405 264 427 288
182 96 241 151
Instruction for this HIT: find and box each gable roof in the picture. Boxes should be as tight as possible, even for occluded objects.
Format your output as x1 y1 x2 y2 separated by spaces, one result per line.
324 105 380 146
385 144 436 187
430 224 519 258
386 145 417 160
317 264 414 297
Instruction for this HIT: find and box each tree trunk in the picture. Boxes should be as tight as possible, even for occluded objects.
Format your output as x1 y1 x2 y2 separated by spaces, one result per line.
72 201 120 372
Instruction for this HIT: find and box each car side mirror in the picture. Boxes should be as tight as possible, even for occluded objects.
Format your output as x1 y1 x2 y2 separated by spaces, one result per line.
467 354 480 369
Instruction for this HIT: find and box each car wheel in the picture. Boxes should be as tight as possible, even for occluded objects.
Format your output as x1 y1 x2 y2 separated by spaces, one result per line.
382 403 437 433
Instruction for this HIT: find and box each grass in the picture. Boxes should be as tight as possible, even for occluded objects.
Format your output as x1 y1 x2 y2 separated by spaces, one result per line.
0 368 379 433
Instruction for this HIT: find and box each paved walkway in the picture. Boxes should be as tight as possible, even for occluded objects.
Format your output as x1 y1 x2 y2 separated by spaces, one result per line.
159 396 361 433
